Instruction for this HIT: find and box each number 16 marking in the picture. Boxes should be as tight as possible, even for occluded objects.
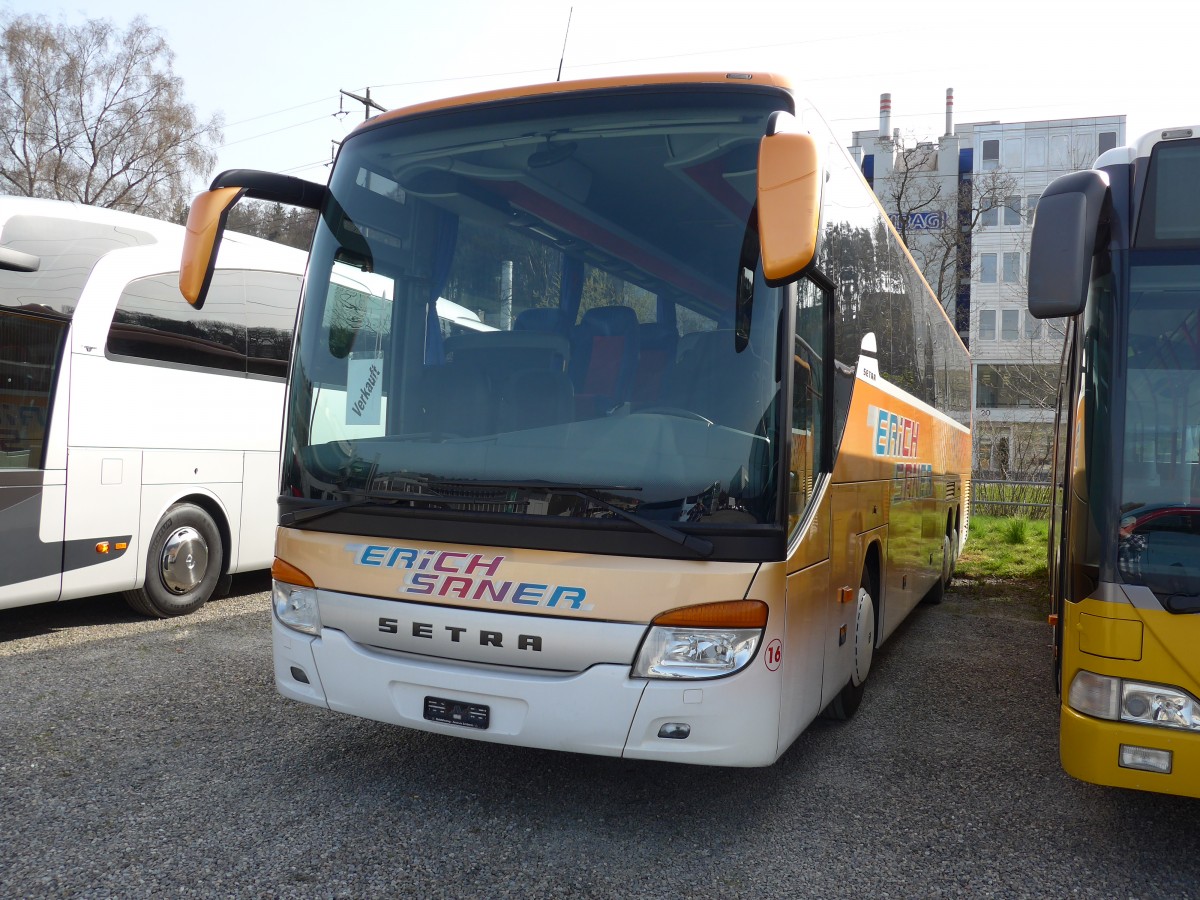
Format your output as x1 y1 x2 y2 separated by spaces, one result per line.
764 638 782 671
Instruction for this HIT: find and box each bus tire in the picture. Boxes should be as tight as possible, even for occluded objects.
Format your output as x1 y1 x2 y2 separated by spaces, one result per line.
123 503 222 618
947 530 958 583
923 533 954 606
822 574 876 721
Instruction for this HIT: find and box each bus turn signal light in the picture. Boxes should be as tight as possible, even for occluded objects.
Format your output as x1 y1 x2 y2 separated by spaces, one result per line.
652 600 768 629
272 557 315 588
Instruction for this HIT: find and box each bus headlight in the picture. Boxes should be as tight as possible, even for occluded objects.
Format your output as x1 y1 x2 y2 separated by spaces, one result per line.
271 558 320 636
273 581 321 635
632 600 767 680
1120 681 1200 730
634 627 760 678
1068 671 1200 731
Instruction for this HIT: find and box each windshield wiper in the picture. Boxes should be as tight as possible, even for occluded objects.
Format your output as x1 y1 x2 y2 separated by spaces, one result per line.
282 478 714 558
280 492 392 527
452 479 714 559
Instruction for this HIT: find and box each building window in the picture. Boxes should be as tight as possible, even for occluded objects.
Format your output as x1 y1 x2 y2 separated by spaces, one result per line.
982 139 1000 171
1099 131 1118 155
1050 134 1070 168
979 309 997 340
1001 309 1019 340
1073 133 1093 167
1003 196 1022 226
976 363 1060 408
976 367 999 407
1003 138 1023 168
1002 252 1021 283
1024 311 1043 341
1027 136 1047 167
981 254 998 283
980 199 998 228
1026 193 1040 223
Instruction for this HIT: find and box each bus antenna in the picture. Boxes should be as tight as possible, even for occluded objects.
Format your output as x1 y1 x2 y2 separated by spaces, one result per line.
556 7 573 82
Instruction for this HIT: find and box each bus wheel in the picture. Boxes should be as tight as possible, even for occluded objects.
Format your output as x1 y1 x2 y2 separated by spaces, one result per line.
822 575 876 721
924 533 954 606
947 530 958 583
123 503 222 618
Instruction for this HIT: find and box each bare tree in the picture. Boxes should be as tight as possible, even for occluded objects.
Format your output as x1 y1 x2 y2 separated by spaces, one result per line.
0 13 221 217
875 142 945 253
215 199 317 251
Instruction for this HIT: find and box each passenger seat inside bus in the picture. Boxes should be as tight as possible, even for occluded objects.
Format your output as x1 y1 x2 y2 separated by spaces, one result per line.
569 305 641 416
631 321 679 407
496 368 574 433
419 363 493 438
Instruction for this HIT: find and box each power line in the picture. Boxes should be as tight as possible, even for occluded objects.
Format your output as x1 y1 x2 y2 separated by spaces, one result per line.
222 97 337 129
218 115 332 149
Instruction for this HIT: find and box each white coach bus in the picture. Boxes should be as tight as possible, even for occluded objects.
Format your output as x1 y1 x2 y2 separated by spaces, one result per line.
0 198 309 617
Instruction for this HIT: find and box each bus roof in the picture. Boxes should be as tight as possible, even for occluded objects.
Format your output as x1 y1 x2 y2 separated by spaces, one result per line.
353 72 794 133
0 196 182 241
1095 125 1200 168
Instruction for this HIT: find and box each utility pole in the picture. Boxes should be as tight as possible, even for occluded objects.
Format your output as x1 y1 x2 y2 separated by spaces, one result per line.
340 87 386 120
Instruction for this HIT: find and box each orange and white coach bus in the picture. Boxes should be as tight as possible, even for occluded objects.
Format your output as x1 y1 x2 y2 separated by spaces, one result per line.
1029 126 1200 796
180 73 971 765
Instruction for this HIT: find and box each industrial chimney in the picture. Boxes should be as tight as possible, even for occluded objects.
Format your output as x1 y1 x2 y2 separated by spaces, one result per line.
880 93 892 141
945 88 955 136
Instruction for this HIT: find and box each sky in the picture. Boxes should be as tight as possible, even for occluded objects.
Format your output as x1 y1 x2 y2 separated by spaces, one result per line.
8 0 1194 195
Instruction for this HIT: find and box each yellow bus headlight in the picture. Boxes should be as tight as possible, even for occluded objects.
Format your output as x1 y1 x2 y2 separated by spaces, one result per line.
1068 670 1200 731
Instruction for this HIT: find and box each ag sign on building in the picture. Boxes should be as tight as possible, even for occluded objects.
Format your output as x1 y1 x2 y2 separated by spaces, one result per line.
889 211 945 230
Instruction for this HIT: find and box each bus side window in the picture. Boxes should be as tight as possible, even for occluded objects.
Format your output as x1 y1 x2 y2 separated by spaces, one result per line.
246 271 302 379
108 272 248 374
790 278 827 536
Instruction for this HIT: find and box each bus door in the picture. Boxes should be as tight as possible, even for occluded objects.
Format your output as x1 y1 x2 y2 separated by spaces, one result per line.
0 308 69 608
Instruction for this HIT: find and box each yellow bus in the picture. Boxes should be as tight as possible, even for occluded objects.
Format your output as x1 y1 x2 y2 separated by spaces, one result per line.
180 73 971 765
1029 126 1200 797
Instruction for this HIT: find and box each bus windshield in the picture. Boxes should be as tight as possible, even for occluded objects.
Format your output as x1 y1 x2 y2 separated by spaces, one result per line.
282 88 790 540
1117 252 1200 610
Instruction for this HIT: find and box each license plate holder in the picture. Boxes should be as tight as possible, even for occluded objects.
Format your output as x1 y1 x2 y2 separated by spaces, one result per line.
423 695 490 730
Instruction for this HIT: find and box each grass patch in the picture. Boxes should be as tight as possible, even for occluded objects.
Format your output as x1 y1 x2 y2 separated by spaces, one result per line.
1001 518 1028 545
958 515 1048 580
945 516 1050 622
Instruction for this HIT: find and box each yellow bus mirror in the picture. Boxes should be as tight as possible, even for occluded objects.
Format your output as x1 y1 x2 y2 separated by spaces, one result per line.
757 131 820 285
180 186 245 308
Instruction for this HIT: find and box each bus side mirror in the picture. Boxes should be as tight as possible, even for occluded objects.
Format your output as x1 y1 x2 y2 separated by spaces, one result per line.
757 121 821 286
1027 170 1109 319
180 169 328 308
181 186 245 308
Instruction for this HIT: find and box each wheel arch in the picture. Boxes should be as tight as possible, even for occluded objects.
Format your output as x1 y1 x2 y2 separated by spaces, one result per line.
141 490 234 580
175 492 233 576
862 538 883 647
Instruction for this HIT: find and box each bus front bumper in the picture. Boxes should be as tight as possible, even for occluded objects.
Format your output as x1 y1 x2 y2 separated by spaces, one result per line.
273 618 782 766
1060 705 1200 799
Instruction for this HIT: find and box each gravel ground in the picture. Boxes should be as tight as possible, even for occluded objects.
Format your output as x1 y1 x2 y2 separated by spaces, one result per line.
1 574 1197 899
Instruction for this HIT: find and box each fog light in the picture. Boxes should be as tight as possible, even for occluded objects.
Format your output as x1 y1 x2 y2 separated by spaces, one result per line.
1119 744 1172 774
290 666 310 684
658 723 691 740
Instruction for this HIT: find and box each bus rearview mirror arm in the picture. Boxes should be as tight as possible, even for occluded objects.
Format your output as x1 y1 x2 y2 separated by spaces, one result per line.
181 169 329 308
